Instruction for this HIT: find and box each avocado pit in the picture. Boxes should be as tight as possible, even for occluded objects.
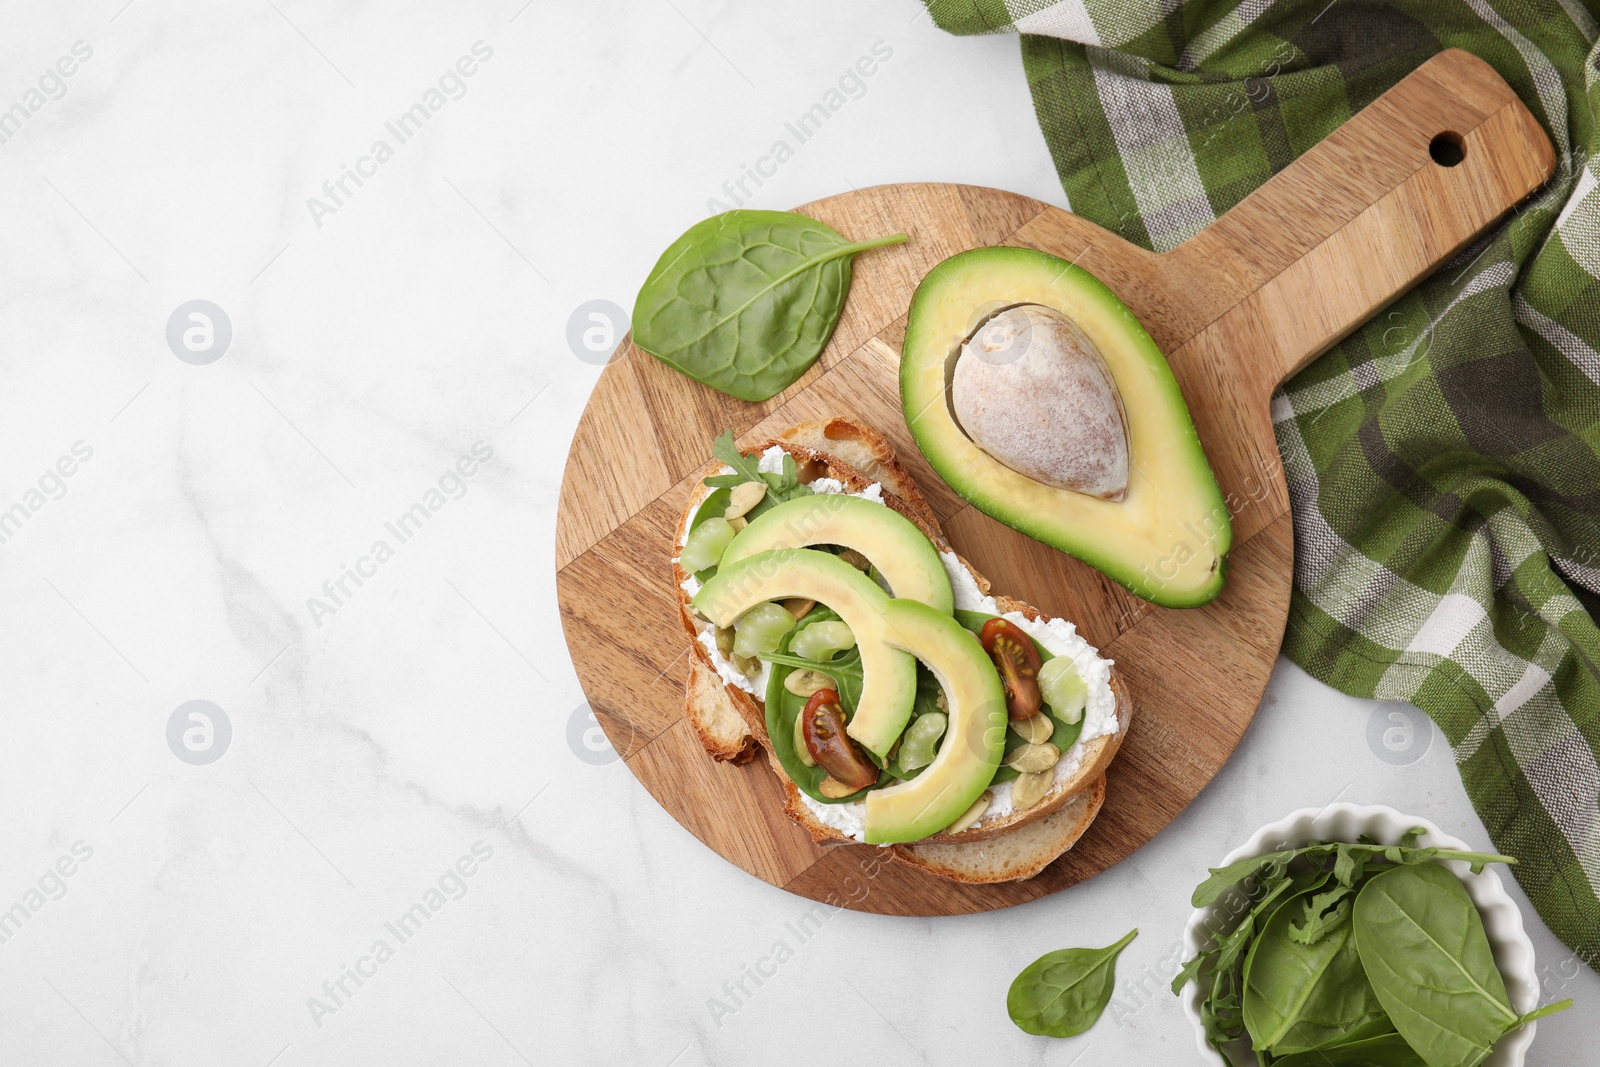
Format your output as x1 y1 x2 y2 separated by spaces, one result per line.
950 304 1130 501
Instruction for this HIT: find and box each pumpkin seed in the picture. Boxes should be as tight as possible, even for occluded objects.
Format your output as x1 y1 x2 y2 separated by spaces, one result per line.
1011 768 1054 811
837 548 871 571
724 480 768 520
946 791 991 834
715 626 736 657
793 714 815 766
732 653 762 679
782 597 816 619
817 776 858 798
1005 742 1060 774
1010 714 1055 745
784 669 832 698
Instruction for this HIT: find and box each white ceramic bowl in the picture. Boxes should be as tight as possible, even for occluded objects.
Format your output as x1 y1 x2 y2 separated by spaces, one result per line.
1180 803 1539 1066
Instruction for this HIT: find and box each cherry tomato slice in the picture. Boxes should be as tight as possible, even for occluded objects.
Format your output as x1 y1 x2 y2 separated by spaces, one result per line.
979 617 1043 721
800 689 878 791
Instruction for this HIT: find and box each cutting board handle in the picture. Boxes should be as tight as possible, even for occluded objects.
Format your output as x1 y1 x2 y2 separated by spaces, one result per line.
1166 49 1556 397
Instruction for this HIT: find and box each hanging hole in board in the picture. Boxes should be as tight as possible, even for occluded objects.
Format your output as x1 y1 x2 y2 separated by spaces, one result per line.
1429 132 1466 167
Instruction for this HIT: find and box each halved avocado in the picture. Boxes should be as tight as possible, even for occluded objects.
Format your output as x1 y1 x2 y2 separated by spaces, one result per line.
863 599 1006 844
719 494 954 613
692 548 916 758
901 246 1231 608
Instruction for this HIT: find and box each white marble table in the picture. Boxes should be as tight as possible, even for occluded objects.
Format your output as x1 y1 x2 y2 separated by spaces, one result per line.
0 1 1591 1063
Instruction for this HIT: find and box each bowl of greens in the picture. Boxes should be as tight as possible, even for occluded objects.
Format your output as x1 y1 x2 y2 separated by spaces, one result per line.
1176 804 1565 1067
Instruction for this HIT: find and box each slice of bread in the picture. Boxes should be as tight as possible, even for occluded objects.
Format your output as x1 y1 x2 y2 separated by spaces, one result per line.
889 776 1106 884
683 657 756 764
674 418 1131 880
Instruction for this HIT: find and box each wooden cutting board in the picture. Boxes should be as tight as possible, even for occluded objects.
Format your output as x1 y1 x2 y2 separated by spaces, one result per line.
555 50 1552 916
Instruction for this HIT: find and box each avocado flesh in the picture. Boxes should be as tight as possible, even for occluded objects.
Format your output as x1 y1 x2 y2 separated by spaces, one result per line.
863 599 1006 844
901 246 1231 608
692 548 917 757
720 494 954 614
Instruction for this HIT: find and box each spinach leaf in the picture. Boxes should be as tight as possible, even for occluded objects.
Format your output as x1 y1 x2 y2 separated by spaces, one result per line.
1177 837 1518 1064
633 211 905 402
763 610 884 804
1242 887 1392 1054
1353 862 1563 1067
1197 885 1305 1051
1008 929 1137 1038
688 486 731 534
1268 1033 1428 1066
1174 866 1325 1008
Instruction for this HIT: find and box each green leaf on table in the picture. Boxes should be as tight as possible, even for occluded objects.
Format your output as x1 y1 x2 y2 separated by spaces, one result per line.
1008 929 1136 1038
634 210 906 402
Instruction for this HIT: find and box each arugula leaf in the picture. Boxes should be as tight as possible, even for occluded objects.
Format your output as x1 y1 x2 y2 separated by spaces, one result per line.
1191 842 1515 909
1288 891 1353 945
1008 929 1137 1038
703 430 812 519
763 645 863 711
708 429 765 484
633 210 906 402
1287 845 1369 945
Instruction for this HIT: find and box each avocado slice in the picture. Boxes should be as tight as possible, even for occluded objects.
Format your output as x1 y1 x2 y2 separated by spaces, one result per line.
719 494 954 613
900 246 1231 608
863 599 1007 844
692 548 917 758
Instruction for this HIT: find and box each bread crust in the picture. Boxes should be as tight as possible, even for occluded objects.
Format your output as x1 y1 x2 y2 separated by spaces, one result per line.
683 657 757 764
672 418 1130 880
913 671 1129 844
888 776 1107 884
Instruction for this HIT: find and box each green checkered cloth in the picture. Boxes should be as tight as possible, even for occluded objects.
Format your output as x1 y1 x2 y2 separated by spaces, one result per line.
925 0 1600 967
